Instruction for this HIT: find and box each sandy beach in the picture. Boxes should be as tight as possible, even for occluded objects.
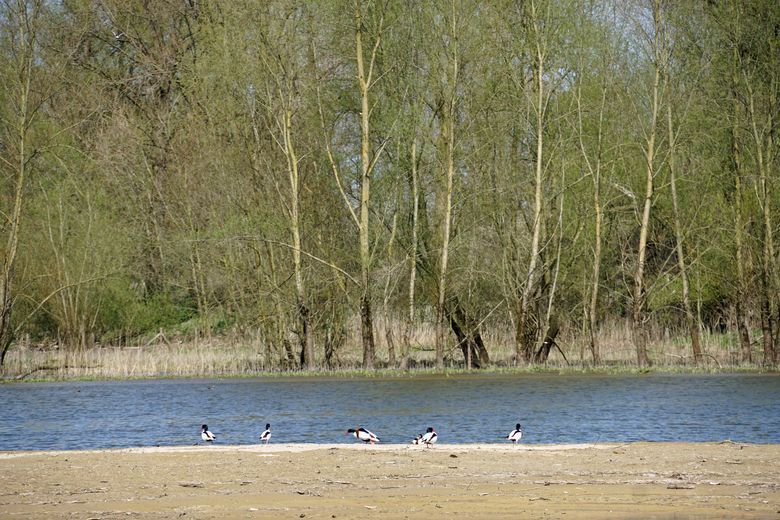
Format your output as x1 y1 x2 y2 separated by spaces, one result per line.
1 442 778 518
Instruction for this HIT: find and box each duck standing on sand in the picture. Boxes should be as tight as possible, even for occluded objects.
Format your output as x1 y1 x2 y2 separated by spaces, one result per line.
421 427 438 447
201 424 216 442
260 423 271 444
506 423 523 444
346 427 380 444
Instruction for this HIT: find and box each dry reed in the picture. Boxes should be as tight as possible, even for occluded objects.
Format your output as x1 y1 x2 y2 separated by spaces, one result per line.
0 317 767 381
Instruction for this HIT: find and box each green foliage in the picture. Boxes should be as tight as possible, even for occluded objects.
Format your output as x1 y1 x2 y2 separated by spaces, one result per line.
1 0 779 371
89 281 193 340
121 291 197 339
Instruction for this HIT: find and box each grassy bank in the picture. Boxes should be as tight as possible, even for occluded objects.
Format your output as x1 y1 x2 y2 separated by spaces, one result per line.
1 318 775 382
1 331 774 382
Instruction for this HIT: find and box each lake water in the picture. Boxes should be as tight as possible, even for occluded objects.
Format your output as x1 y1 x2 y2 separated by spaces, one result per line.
0 374 778 451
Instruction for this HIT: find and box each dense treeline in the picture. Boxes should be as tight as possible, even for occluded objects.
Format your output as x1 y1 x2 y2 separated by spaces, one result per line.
1 0 778 370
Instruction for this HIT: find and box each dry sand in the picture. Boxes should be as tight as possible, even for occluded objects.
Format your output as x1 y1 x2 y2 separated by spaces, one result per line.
1 442 778 519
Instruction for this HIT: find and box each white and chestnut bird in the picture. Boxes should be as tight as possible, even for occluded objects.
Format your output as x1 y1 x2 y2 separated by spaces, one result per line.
260 423 271 444
201 424 216 442
420 427 438 447
346 427 380 444
506 423 523 443
411 433 423 445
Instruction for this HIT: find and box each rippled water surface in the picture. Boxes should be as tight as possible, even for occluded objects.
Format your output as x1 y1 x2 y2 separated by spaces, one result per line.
0 374 778 450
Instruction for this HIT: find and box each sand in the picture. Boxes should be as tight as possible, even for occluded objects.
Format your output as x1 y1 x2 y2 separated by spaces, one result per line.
1 442 778 519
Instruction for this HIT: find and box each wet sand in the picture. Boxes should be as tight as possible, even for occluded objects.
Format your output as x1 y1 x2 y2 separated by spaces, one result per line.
1 442 778 518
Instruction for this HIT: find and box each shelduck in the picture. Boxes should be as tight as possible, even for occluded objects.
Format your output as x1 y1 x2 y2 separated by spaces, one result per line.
421 427 438 447
260 423 271 444
411 434 423 445
201 424 216 442
506 423 523 443
346 427 380 444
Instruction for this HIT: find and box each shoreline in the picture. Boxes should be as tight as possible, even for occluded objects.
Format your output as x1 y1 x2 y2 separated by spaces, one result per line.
3 365 777 384
0 442 628 457
2 442 777 518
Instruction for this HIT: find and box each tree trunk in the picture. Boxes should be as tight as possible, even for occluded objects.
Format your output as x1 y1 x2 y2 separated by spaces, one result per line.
435 119 455 369
541 156 565 359
401 140 419 370
0 1 38 366
588 205 602 364
632 0 664 368
730 48 752 364
324 327 337 369
360 294 375 368
533 316 560 364
517 2 546 365
667 103 703 365
435 3 458 370
354 0 378 369
0 297 14 367
747 80 776 366
265 242 295 369
283 109 315 369
383 211 399 367
445 299 489 368
324 303 344 369
515 303 537 364
577 78 607 366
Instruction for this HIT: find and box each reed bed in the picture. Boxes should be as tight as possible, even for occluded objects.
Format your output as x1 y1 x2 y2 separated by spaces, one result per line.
1 318 771 381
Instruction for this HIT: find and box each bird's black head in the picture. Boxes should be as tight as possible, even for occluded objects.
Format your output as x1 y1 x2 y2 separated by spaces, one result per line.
346 428 356 434
426 427 434 433
516 423 522 430
202 424 208 431
266 423 271 429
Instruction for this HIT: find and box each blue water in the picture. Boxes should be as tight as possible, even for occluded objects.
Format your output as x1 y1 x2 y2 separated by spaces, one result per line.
0 374 778 450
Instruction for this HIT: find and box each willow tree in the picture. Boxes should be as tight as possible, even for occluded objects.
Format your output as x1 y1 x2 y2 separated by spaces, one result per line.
711 2 753 363
708 0 779 366
429 0 463 369
252 3 317 368
500 0 571 364
665 3 704 365
67 0 202 294
318 0 389 369
667 99 703 365
379 1 429 369
0 0 47 365
629 0 671 367
741 10 780 366
572 2 625 365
